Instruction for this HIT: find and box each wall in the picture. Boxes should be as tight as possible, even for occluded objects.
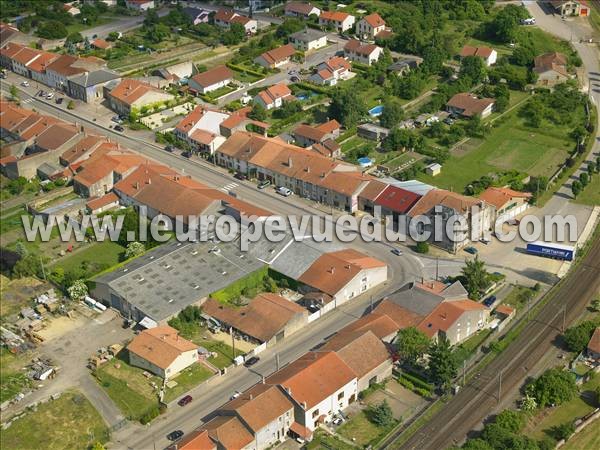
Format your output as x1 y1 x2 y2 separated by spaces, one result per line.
301 378 358 430
357 359 393 392
163 350 198 380
128 350 166 378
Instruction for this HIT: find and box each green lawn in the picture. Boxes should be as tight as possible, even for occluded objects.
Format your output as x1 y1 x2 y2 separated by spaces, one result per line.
417 107 575 192
196 340 243 369
0 390 109 450
93 357 161 422
526 375 600 441
232 69 263 84
562 419 600 450
0 212 26 234
163 363 214 403
306 429 356 450
337 411 395 447
574 174 600 206
50 241 126 277
0 348 32 403
502 285 537 310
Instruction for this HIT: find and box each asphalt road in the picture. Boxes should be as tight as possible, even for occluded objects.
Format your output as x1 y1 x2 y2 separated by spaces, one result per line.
396 232 600 450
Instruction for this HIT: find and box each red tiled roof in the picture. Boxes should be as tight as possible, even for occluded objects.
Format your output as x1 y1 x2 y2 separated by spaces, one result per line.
109 78 166 106
258 44 296 66
127 325 198 370
460 45 494 58
588 328 600 355
479 187 532 209
534 52 568 77
408 189 483 217
374 185 421 214
191 65 233 88
86 192 119 211
446 93 495 117
418 300 486 338
285 2 318 15
362 12 385 28
320 10 351 22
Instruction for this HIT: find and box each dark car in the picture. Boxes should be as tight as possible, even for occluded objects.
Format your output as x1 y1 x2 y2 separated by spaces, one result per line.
244 356 260 367
181 151 192 158
164 145 173 153
483 295 497 307
464 246 478 255
178 395 192 406
290 76 300 82
167 430 184 441
234 172 247 181
55 97 63 104
114 125 124 132
257 179 271 189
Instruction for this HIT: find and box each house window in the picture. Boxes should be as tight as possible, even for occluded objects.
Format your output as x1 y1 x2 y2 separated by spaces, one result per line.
337 391 344 400
312 409 319 418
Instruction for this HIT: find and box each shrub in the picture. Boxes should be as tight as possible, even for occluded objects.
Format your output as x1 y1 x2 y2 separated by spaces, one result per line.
140 406 160 424
415 241 429 254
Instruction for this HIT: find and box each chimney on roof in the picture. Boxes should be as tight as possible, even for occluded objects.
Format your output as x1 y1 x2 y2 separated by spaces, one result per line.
147 178 151 185
134 181 139 189
249 394 253 400
285 386 291 395
287 156 293 167
320 172 325 178
302 401 307 409
305 166 310 173
441 312 447 320
329 266 335 274
262 376 265 384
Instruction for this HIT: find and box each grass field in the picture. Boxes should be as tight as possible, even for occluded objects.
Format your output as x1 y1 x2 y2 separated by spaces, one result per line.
417 107 574 192
94 358 161 421
501 285 537 310
306 429 355 450
0 390 109 450
525 375 600 441
196 339 243 369
337 411 394 447
574 174 600 206
50 241 126 278
0 348 32 403
562 418 600 450
163 363 214 403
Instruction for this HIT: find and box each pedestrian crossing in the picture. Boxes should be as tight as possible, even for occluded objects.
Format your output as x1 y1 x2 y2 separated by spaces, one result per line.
22 98 33 104
220 182 239 193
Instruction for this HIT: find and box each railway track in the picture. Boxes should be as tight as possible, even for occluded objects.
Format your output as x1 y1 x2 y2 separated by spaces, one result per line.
385 235 600 450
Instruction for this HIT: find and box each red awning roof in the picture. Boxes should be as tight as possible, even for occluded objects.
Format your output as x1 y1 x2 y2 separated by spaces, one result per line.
289 422 313 439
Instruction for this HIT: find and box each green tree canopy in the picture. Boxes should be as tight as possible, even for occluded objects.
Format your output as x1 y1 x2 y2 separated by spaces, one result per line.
525 368 577 408
396 327 430 365
328 87 368 128
428 337 458 389
461 255 489 300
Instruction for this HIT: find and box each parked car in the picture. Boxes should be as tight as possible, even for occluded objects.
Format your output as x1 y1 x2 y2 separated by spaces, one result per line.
181 151 192 158
444 117 455 125
55 97 63 104
111 115 123 124
38 90 45 97
46 92 54 100
391 248 403 256
230 391 241 400
275 186 292 197
257 179 271 189
178 395 192 406
244 356 259 367
21 80 29 87
290 76 300 82
464 246 478 255
332 416 344 426
114 125 124 132
167 430 184 441
520 17 536 25
480 237 490 245
164 145 173 153
483 295 497 307
234 172 247 181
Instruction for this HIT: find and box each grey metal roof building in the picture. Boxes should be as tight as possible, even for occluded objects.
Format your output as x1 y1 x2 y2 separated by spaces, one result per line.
91 228 292 323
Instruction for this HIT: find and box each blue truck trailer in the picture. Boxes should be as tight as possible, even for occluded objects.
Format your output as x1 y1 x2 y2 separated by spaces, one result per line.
526 241 576 261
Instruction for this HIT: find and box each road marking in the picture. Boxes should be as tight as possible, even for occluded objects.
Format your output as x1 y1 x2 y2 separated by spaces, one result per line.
21 98 33 104
220 182 238 192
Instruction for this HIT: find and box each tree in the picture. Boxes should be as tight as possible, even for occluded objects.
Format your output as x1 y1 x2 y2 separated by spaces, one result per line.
587 162 595 178
465 115 486 138
460 55 487 85
68 280 89 301
591 298 600 312
67 100 75 110
91 443 106 450
563 320 598 353
551 422 575 441
487 4 527 43
143 8 160 27
383 128 423 153
276 18 304 38
396 327 430 365
328 88 368 128
570 125 587 144
36 21 68 39
65 32 84 45
249 102 267 121
461 255 489 300
579 172 589 187
273 100 302 119
462 439 493 450
13 254 44 278
222 23 245 45
428 337 458 390
15 241 28 258
494 410 526 433
520 393 537 412
368 400 394 427
125 241 145 259
525 368 577 408
571 180 582 198
107 31 120 42
415 241 429 254
380 98 405 128
9 84 19 101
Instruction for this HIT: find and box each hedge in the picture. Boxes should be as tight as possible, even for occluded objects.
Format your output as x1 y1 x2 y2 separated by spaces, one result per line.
398 372 434 392
226 62 265 78
291 81 332 96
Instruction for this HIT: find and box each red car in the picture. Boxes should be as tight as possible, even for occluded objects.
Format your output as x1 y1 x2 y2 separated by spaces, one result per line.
178 395 192 406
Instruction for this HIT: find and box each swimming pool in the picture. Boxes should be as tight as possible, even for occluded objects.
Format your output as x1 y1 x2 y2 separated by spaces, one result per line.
369 105 384 116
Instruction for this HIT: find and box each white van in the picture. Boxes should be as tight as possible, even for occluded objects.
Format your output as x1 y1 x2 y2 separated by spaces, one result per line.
275 186 292 197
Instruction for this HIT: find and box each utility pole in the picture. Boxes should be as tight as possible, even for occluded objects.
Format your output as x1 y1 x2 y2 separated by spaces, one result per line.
370 295 373 313
276 353 280 371
562 306 566 333
497 369 503 404
231 327 236 362
527 294 531 322
462 359 466 386
435 257 439 281
39 255 46 280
